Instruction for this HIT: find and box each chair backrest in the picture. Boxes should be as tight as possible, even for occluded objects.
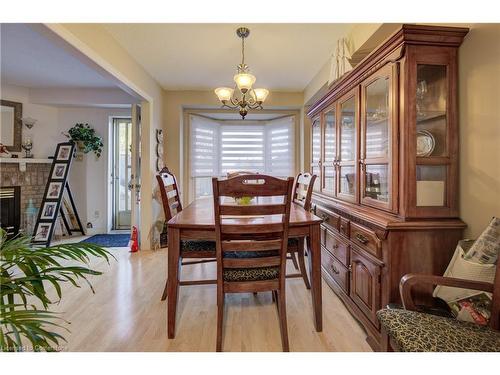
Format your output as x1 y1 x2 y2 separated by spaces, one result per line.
490 260 500 330
156 167 183 222
226 170 257 179
293 172 317 211
212 174 294 290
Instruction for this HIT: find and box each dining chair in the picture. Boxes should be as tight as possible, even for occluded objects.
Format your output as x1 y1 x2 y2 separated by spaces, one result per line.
226 170 257 179
286 172 317 289
157 167 216 301
212 174 295 351
377 260 500 351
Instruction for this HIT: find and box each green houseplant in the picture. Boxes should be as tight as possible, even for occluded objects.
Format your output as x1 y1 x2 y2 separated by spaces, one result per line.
65 123 104 158
0 229 114 351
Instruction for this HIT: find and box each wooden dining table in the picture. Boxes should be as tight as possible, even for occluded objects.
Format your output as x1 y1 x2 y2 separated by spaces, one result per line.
166 197 323 339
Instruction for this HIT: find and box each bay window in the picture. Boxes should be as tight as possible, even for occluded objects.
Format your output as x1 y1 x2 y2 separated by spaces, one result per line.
190 114 295 198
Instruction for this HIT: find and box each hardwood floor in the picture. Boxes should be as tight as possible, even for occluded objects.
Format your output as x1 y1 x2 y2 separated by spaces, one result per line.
49 244 372 352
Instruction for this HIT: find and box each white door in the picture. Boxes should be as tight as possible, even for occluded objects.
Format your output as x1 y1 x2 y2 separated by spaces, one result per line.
129 105 141 240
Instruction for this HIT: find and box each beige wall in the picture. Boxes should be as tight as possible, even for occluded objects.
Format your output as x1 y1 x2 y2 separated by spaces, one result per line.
162 90 304 200
44 23 164 249
459 23 500 237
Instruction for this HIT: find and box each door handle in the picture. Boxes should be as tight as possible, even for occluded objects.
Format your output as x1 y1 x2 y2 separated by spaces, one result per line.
355 233 369 244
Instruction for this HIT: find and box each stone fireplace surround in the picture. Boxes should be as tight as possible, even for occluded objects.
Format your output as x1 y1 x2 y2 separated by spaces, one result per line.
0 161 51 232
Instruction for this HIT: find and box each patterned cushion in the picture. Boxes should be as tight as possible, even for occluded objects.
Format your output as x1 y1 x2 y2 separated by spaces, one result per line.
223 266 280 282
377 308 500 352
223 249 280 282
288 237 300 247
181 240 216 253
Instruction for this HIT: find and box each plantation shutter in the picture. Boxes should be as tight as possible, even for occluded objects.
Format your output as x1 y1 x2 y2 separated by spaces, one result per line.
190 115 219 178
220 124 265 175
265 116 295 177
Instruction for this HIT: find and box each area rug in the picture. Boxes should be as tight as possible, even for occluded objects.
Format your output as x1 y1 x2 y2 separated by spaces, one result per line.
80 234 129 247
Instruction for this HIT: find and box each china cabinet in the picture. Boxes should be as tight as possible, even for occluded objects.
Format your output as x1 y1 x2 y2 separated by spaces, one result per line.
307 25 469 350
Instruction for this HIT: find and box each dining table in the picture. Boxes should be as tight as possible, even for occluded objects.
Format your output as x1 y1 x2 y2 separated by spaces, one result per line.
166 196 323 339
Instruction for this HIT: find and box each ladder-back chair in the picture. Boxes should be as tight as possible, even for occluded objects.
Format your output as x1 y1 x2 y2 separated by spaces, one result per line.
157 167 216 301
286 172 317 289
212 174 295 351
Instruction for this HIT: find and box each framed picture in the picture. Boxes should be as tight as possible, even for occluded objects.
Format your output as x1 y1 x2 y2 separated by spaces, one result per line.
40 202 58 220
33 223 53 242
57 145 72 160
47 182 63 199
51 163 68 179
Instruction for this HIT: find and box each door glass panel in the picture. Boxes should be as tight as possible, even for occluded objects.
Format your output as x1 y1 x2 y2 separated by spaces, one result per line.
339 166 356 196
114 118 132 229
364 164 389 202
312 118 321 163
416 65 447 157
365 77 389 158
416 165 446 206
324 109 336 162
340 96 356 161
324 166 335 192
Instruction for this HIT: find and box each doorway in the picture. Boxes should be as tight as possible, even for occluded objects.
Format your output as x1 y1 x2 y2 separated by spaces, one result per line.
112 117 133 230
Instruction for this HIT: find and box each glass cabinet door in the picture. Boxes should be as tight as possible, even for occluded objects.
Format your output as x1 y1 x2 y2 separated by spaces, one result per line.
310 116 321 192
415 64 449 209
338 92 358 202
360 66 394 211
322 106 336 195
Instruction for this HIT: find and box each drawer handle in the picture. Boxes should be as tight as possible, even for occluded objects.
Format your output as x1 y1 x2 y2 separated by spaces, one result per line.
332 244 339 250
331 265 340 275
321 214 329 222
355 233 369 244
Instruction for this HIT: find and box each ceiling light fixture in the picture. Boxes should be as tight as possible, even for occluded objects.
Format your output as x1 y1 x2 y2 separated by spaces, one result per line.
214 27 269 119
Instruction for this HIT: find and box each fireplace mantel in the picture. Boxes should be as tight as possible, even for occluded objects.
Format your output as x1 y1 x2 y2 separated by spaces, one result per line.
0 158 52 172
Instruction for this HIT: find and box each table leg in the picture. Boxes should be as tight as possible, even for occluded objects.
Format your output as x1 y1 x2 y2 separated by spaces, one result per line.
167 227 180 339
308 223 323 332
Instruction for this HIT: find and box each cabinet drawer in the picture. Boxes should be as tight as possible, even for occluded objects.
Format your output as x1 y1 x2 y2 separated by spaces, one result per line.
322 247 349 294
316 206 340 232
350 222 382 258
339 217 350 238
324 228 349 267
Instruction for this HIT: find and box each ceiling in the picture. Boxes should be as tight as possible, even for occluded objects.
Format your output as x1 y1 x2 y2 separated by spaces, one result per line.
1 24 117 89
103 23 354 91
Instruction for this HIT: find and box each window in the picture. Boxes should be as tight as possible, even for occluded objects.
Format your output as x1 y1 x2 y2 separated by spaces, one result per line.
190 115 295 198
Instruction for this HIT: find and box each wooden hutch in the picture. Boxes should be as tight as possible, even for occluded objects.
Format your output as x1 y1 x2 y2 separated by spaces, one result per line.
306 25 469 350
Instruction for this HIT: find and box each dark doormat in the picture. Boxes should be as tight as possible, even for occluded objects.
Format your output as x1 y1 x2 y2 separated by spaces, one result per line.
80 234 129 248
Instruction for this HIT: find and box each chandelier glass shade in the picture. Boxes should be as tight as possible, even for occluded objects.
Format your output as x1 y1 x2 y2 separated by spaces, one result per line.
215 27 268 119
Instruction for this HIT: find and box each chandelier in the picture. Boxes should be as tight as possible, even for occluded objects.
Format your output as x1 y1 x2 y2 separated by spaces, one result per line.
214 27 269 119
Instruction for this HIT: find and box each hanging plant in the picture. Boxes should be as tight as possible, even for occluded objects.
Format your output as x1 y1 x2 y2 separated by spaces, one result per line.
64 123 104 158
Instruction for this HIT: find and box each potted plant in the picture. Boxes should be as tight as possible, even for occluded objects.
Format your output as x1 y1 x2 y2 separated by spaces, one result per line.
64 123 104 158
0 228 114 351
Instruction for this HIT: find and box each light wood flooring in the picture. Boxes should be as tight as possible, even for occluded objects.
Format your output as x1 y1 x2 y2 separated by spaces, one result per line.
49 244 372 352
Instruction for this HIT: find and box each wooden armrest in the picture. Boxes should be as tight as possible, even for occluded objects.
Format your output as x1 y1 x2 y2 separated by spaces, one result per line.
400 273 494 311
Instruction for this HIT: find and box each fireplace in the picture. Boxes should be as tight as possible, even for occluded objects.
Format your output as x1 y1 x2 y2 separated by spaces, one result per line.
0 186 21 238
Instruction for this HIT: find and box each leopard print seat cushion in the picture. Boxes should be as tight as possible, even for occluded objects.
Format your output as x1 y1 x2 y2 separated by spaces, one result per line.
180 240 216 253
223 250 280 282
377 308 500 352
288 237 300 248
223 267 280 282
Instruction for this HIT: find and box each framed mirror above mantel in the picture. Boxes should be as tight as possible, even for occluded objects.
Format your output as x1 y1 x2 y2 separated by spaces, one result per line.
0 99 23 152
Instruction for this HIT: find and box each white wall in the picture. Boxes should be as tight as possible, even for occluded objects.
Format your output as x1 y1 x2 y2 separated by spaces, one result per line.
58 106 130 233
1 83 130 234
1 84 60 158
